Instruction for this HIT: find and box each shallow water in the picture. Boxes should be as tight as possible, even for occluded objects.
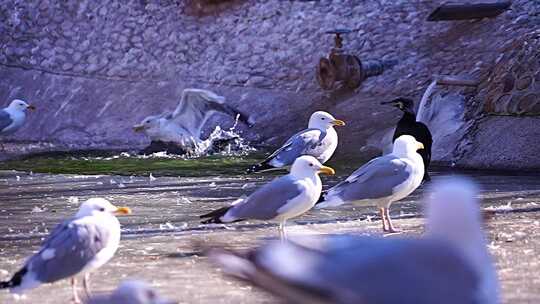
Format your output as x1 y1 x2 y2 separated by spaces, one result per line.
0 155 539 303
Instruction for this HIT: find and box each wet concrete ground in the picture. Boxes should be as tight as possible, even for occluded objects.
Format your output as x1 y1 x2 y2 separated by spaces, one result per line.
0 169 539 303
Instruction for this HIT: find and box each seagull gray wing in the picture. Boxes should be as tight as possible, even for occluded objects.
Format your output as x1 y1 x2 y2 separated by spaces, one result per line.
171 89 251 138
24 220 110 283
227 175 303 220
0 109 13 132
264 128 326 167
217 236 479 304
325 155 411 202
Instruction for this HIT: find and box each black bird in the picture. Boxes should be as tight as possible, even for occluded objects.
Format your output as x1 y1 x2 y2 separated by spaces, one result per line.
381 97 433 181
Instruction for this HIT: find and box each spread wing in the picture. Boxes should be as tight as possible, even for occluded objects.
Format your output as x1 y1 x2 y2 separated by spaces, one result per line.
171 89 251 139
264 129 326 167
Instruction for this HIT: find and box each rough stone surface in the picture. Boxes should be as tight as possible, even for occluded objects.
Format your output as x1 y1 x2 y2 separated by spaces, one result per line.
0 0 539 168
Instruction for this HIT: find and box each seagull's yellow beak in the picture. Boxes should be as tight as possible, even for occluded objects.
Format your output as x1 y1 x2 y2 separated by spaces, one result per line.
417 142 425 150
113 206 132 215
27 105 36 111
332 119 346 127
318 166 335 175
133 124 145 132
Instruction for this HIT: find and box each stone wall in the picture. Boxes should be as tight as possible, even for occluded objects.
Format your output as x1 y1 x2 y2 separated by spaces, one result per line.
0 0 539 169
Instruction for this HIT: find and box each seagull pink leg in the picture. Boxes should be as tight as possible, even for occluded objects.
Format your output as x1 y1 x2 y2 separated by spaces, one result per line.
71 277 81 304
385 208 399 233
83 273 92 299
380 208 388 232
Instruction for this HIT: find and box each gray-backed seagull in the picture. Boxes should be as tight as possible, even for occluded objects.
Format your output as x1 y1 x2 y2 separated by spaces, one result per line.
133 88 252 152
248 111 345 173
209 176 500 304
316 134 424 233
0 99 35 149
0 198 131 303
86 280 175 304
201 155 335 240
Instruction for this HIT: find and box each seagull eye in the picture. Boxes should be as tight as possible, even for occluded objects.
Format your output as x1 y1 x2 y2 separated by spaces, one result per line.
321 118 325 120
99 207 105 212
309 163 313 167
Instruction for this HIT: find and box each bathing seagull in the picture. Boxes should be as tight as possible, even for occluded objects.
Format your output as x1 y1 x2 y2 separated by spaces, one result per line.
381 97 432 181
247 111 345 173
86 280 175 304
133 88 252 152
209 177 500 304
0 198 131 303
316 135 424 233
201 155 335 240
0 99 35 148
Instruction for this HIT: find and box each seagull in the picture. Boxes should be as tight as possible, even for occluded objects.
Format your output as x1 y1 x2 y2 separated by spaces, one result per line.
247 111 345 173
208 176 500 304
0 198 131 303
133 88 252 153
381 97 432 181
316 135 424 233
0 99 36 149
86 280 175 304
201 155 335 240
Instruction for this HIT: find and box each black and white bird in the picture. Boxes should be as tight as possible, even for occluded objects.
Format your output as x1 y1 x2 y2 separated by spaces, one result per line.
86 280 175 304
316 135 424 233
133 88 252 153
201 156 335 240
209 177 500 304
0 198 131 303
247 111 345 173
381 97 432 181
0 99 35 148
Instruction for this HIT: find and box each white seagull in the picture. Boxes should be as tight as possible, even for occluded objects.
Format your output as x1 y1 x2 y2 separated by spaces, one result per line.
0 198 131 303
209 176 500 304
201 155 335 240
86 280 176 304
0 99 35 148
247 111 345 173
316 135 424 233
133 88 252 152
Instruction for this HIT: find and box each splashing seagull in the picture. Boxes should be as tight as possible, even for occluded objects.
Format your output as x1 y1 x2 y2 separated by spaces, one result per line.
0 198 131 303
208 176 500 304
381 97 433 181
247 111 345 173
0 99 36 150
86 280 176 304
200 156 335 240
133 88 253 153
316 135 424 233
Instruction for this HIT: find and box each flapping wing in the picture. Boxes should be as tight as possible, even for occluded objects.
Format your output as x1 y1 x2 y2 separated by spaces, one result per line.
171 89 251 138
25 220 111 283
227 175 303 221
325 155 411 202
264 129 325 167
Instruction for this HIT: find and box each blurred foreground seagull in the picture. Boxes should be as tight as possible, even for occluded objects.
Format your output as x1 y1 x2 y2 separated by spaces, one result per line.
209 177 500 304
381 97 432 181
86 280 175 304
0 198 131 303
133 88 252 152
316 135 424 233
247 111 345 173
0 99 36 149
201 156 335 240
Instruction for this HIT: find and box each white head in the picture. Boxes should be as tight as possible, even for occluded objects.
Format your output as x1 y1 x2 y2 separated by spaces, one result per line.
7 99 35 112
133 115 163 136
110 280 176 304
425 176 499 304
290 155 335 179
75 198 131 218
392 135 424 157
307 111 345 130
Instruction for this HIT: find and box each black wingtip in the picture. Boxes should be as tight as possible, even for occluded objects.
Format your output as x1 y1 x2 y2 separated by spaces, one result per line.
200 206 232 224
246 162 274 174
0 267 26 289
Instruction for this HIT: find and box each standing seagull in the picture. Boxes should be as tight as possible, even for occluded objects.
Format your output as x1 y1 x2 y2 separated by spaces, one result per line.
86 280 175 304
247 111 345 173
201 155 335 240
0 198 131 303
209 177 500 304
381 97 432 181
133 88 252 152
0 99 36 149
317 135 424 233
